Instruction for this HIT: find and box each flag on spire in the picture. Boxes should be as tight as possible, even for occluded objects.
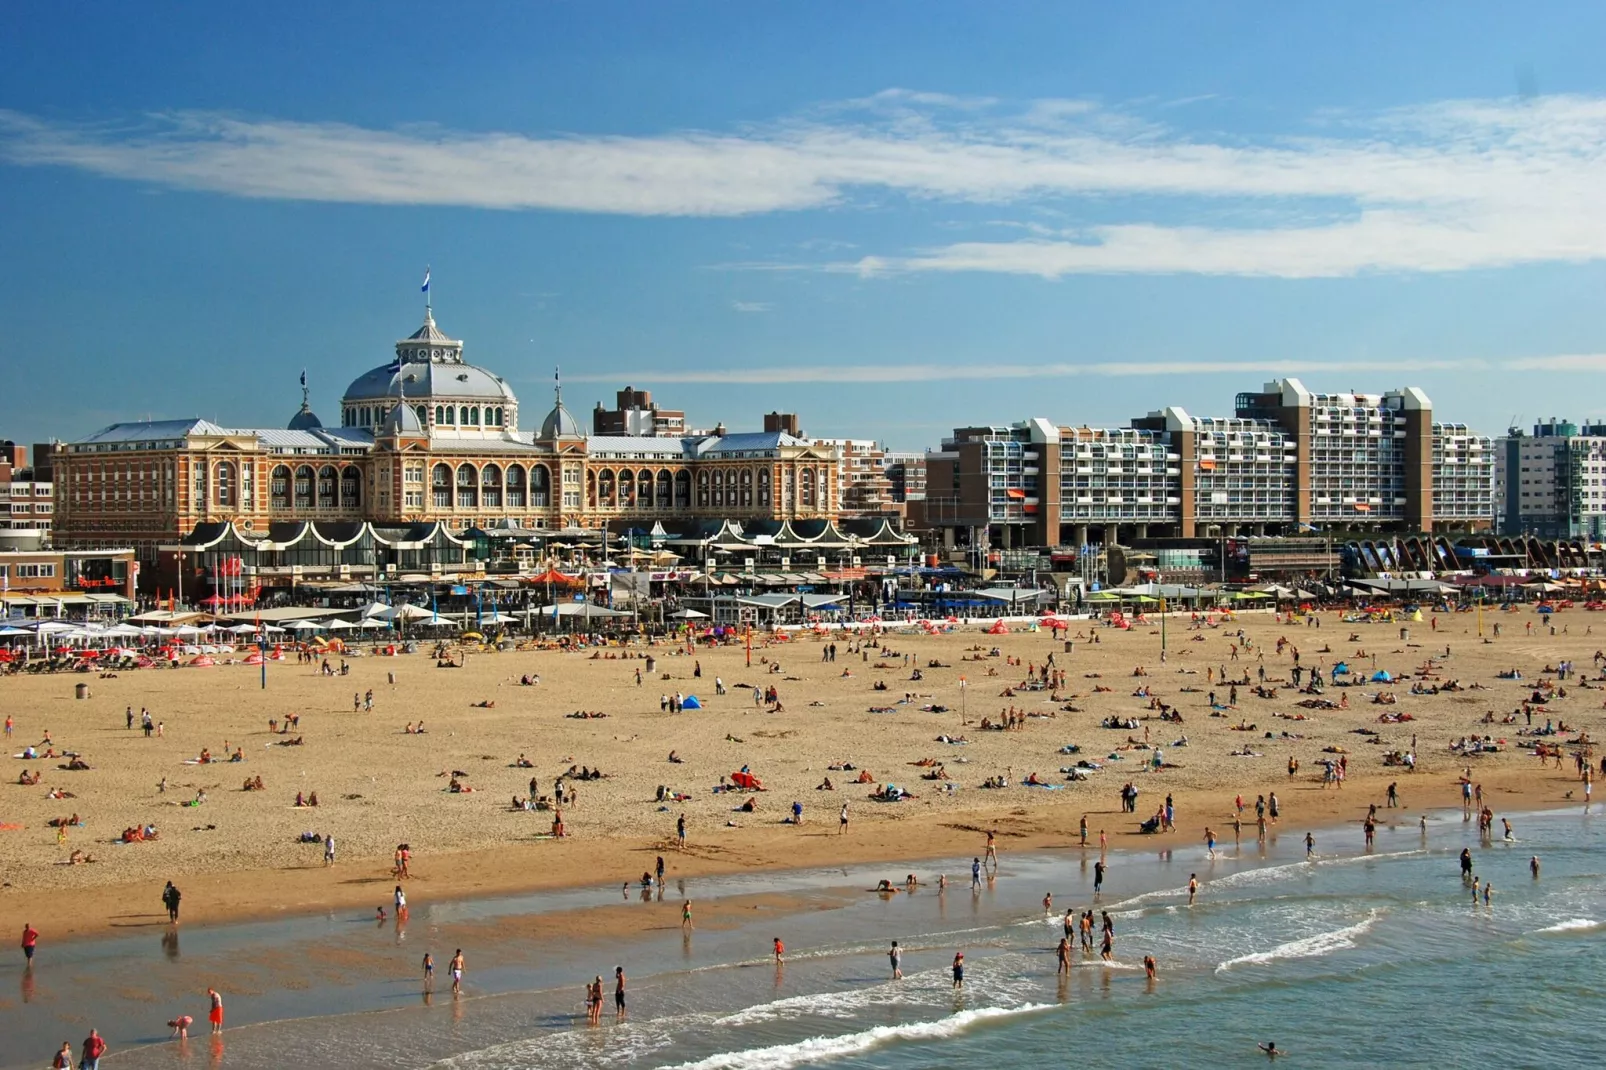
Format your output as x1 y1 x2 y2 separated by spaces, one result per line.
421 267 431 293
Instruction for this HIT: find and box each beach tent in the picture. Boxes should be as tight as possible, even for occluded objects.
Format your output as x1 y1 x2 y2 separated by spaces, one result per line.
730 770 765 791
1371 670 1393 682
682 695 702 709
986 620 1010 635
1333 661 1350 674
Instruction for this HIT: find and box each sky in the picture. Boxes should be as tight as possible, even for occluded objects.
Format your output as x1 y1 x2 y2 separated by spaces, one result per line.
6 2 1606 451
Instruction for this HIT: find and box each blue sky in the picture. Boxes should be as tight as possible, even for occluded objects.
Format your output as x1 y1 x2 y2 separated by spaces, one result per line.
6 2 1606 451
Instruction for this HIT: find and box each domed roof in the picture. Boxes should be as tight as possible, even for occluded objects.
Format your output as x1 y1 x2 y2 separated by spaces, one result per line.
287 403 323 431
287 373 322 429
540 400 584 440
380 401 424 437
344 361 516 404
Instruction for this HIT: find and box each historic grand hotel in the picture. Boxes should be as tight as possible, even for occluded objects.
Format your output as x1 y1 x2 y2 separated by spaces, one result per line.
52 311 853 568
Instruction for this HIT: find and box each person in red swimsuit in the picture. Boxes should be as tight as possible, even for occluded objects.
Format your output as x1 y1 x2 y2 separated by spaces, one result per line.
207 988 224 1034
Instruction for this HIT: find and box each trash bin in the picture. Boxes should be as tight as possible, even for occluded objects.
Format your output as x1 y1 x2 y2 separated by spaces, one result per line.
74 682 90 700
387 671 396 685
1399 627 1409 641
1064 641 1074 654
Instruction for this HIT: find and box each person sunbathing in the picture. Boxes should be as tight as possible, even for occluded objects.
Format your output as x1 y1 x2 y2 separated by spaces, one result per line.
17 770 39 786
198 748 212 764
68 848 95 865
231 747 244 762
816 776 835 790
516 754 534 767
63 757 90 771
45 787 75 799
471 700 496 708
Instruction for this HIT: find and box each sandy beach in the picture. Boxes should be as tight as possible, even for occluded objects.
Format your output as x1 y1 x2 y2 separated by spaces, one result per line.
2 607 1598 940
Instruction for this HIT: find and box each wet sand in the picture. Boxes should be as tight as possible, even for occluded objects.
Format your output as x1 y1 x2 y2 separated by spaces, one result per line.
1 607 1597 940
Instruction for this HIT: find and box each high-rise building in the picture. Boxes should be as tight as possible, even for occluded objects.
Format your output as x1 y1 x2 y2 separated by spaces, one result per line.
1495 419 1606 538
591 387 687 437
813 438 899 517
910 379 1494 550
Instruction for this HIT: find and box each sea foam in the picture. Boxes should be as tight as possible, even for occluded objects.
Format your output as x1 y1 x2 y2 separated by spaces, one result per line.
1215 910 1382 972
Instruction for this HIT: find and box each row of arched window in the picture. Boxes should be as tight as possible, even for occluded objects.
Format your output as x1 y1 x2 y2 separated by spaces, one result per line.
268 464 363 510
341 404 506 429
429 462 550 510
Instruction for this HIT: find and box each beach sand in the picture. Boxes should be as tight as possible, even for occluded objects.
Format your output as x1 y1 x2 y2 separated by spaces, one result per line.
1 607 1597 939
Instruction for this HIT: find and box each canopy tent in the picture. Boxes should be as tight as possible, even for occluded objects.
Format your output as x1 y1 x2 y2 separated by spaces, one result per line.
681 695 702 709
355 601 394 620
668 608 709 619
379 604 440 622
529 568 582 587
475 611 518 625
323 619 360 630
283 620 326 632
987 619 1011 635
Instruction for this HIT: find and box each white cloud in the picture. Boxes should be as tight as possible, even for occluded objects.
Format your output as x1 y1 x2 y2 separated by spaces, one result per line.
5 93 1606 276
565 357 1470 385
732 301 773 313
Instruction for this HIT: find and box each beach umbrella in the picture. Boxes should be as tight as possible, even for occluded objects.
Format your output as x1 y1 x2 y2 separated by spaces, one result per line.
668 608 709 619
226 623 260 634
284 620 326 632
323 619 359 630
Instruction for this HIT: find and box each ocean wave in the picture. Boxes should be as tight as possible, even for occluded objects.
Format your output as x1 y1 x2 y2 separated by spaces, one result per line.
660 1004 1053 1070
1533 918 1602 934
1214 910 1382 972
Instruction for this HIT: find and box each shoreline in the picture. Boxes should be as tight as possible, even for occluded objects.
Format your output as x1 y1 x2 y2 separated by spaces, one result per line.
4 763 1580 944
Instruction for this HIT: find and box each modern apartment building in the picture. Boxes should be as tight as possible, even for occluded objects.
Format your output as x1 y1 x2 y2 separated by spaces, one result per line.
910 379 1494 550
0 442 56 538
814 438 902 517
590 387 687 437
1496 419 1606 538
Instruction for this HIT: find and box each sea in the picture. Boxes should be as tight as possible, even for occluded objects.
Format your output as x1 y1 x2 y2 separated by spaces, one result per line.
5 806 1602 1069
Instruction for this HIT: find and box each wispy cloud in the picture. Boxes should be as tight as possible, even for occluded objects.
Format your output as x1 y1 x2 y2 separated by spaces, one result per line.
731 301 773 313
5 93 1606 276
565 357 1474 385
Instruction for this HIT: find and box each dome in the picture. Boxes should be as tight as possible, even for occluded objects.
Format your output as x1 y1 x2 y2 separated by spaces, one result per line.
344 361 516 405
380 401 424 437
540 400 584 440
287 403 323 431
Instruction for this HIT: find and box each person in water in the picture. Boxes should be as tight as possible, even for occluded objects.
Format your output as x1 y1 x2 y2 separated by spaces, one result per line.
1259 1041 1283 1058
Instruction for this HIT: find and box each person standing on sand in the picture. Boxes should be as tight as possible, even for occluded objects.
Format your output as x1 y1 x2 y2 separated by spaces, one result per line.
423 953 434 989
1093 860 1106 898
677 813 687 849
615 966 627 1018
1056 937 1071 975
50 1041 71 1069
206 987 224 1034
1188 873 1199 906
951 951 965 988
682 900 693 930
324 833 336 866
449 949 465 994
890 941 903 979
984 829 998 868
839 802 849 834
163 881 181 923
21 922 38 966
1079 814 1089 847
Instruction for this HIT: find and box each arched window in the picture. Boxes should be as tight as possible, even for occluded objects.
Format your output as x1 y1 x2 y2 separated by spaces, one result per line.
469 406 480 426
529 464 550 507
435 405 445 425
271 465 291 509
214 462 235 507
619 470 634 508
456 464 478 508
340 467 361 509
494 407 503 427
415 405 427 426
587 469 597 508
294 465 315 509
674 470 691 509
598 469 616 506
636 470 653 510
432 464 452 509
506 464 526 508
481 464 502 508
318 465 338 508
656 470 672 508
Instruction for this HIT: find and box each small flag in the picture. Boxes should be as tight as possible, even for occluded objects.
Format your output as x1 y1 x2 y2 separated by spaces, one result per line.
421 268 431 293
299 369 306 388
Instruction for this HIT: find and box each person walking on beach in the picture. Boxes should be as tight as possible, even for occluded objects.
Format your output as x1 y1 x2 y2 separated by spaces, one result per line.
614 966 627 1018
773 937 785 963
676 813 687 849
80 1029 107 1070
1304 832 1315 860
21 922 38 966
324 833 336 866
984 829 998 868
163 881 181 923
971 857 982 890
1056 937 1071 975
951 951 965 989
422 953 434 990
889 941 903 979
682 900 693 930
1079 814 1089 847
1093 859 1106 898
50 1041 72 1069
656 855 666 885
206 987 224 1034
839 802 849 834
1205 827 1217 859
1188 873 1199 906
449 950 465 995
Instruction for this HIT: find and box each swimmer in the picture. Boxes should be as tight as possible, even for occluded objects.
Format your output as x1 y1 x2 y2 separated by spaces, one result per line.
1259 1041 1283 1058
1143 954 1156 979
1188 873 1199 906
1530 855 1541 879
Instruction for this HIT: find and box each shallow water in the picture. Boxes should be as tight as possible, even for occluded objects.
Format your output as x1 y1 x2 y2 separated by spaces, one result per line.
5 808 1602 1069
